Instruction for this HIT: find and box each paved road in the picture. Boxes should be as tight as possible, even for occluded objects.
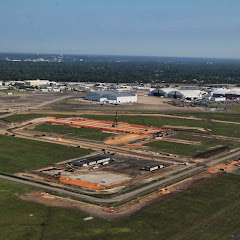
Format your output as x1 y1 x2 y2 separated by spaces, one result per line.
204 149 240 167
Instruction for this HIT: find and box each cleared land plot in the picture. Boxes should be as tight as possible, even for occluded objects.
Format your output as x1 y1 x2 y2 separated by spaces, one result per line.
0 135 92 173
41 169 132 186
144 135 233 156
0 92 73 109
32 123 116 141
1 174 240 239
82 114 240 138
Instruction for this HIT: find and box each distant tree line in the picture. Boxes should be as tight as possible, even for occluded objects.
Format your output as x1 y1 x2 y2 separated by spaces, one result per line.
0 55 240 84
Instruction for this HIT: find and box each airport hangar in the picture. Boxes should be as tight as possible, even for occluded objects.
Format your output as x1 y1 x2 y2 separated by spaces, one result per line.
85 90 137 104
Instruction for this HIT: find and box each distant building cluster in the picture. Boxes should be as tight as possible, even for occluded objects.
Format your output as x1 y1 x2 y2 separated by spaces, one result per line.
149 87 240 102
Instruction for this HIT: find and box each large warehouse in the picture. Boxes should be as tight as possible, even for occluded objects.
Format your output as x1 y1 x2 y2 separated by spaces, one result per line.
211 88 240 99
150 88 203 100
85 90 137 104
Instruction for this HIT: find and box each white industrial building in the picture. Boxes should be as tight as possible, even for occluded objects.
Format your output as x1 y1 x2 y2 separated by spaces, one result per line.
24 79 50 87
211 88 240 100
150 88 203 100
85 90 137 104
150 88 177 98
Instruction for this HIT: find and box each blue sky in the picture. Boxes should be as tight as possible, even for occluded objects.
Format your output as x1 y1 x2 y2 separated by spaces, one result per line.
1 0 240 58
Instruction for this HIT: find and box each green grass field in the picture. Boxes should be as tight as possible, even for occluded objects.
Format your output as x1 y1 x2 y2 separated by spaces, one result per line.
3 113 70 123
0 135 93 173
81 114 240 138
172 111 240 122
1 174 240 240
144 135 234 156
33 123 115 141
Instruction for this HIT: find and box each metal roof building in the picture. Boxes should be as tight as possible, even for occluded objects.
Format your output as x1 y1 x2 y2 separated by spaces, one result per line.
150 88 202 100
86 90 137 104
211 88 240 98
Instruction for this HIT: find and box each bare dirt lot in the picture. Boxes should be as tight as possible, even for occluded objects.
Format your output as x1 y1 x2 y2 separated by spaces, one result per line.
0 92 77 109
41 168 132 186
105 134 147 145
47 96 197 112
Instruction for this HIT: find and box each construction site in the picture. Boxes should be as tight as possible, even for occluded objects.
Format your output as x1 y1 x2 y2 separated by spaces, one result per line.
7 114 188 194
15 114 174 138
6 112 240 197
1 102 240 223
19 151 174 193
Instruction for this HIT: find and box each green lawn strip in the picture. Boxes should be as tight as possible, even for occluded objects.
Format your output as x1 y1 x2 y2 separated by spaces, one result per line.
82 114 240 138
3 113 72 123
32 123 115 141
0 134 93 173
168 111 240 122
1 174 240 239
144 135 232 156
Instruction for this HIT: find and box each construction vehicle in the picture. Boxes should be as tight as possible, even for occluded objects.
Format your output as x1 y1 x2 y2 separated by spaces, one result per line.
112 112 118 127
65 163 74 172
141 118 148 131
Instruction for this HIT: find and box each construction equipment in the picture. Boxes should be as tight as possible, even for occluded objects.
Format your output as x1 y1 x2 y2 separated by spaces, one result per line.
112 112 118 127
65 163 74 172
141 118 148 131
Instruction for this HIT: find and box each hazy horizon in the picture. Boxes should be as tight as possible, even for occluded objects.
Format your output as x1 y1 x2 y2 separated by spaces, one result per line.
1 0 240 58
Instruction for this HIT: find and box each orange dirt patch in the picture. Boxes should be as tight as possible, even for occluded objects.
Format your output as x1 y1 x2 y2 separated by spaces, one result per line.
208 168 221 173
58 177 106 190
105 134 146 145
208 160 240 173
45 117 168 136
